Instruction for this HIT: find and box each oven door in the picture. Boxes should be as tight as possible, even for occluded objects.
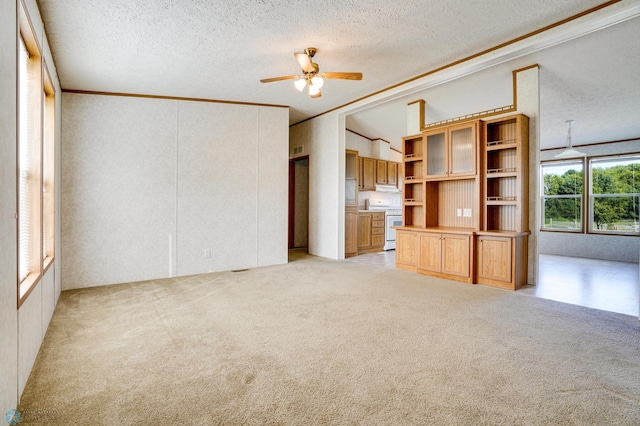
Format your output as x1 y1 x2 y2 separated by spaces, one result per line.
385 214 402 249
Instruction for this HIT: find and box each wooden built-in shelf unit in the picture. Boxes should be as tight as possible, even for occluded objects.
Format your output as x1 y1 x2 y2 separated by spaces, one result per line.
396 114 530 289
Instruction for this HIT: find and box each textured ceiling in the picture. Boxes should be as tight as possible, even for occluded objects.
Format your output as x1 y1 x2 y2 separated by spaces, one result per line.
37 0 640 149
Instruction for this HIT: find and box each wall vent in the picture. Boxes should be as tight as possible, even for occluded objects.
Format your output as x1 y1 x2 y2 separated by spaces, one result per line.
293 146 304 155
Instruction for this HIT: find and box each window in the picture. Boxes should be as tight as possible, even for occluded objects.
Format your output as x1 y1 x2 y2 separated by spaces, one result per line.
43 65 55 266
541 160 584 232
589 155 640 234
18 1 54 307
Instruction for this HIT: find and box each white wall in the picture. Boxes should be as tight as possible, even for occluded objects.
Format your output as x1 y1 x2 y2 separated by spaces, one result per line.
290 113 342 259
1 0 62 411
61 93 288 289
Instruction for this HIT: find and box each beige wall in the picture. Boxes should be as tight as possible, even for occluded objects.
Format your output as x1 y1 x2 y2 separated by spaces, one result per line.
61 93 289 289
1 0 62 411
0 0 18 413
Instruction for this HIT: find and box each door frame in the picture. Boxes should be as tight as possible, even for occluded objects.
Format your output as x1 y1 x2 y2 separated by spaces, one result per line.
289 156 309 249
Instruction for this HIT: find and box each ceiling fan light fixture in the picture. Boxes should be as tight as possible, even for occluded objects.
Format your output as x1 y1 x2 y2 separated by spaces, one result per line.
311 76 324 89
555 119 586 159
294 78 306 92
308 85 321 97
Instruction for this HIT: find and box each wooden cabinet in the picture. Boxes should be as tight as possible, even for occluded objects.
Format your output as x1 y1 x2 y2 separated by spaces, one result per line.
482 115 529 232
476 233 528 290
418 231 472 282
476 114 530 290
402 134 425 227
358 211 385 254
345 206 358 258
357 156 400 190
376 160 387 184
387 162 398 186
396 230 418 271
396 114 529 289
425 121 478 180
361 157 376 191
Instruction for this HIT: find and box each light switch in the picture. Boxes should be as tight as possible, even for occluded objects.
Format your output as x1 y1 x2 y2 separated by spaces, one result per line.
456 208 462 217
463 208 472 217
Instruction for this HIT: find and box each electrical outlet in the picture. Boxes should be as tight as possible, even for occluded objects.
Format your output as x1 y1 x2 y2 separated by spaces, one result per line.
204 249 211 258
463 208 472 218
456 208 462 217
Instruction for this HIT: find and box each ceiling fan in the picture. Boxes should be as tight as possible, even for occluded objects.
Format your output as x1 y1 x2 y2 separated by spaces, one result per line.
260 47 362 98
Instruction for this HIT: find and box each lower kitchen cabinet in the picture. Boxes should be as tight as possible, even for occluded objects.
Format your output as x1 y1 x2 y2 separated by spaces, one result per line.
418 231 472 282
476 233 528 290
358 211 385 254
345 206 358 258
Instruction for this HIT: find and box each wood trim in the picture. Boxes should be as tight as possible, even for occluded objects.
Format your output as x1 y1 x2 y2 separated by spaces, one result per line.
512 64 540 109
293 1 622 127
62 89 289 109
346 128 393 146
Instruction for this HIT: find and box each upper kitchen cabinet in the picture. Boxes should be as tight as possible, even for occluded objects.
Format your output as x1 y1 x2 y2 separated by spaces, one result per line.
387 162 398 186
376 160 387 185
360 157 376 191
346 150 359 206
424 121 479 180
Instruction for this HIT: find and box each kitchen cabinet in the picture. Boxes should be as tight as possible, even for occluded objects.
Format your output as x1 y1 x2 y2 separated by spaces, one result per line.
424 121 478 180
361 157 376 191
418 231 472 282
387 162 398 186
376 160 387 184
358 211 384 254
345 206 358 258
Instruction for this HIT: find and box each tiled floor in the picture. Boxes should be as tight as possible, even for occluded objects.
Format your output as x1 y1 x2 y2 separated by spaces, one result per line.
346 250 640 317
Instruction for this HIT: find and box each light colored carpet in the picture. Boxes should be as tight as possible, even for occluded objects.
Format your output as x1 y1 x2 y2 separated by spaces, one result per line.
19 251 640 425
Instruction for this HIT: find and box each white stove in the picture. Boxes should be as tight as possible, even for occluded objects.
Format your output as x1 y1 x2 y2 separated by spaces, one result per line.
366 191 402 251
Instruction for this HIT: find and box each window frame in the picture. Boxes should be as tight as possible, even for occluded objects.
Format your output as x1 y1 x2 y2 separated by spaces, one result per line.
540 159 585 233
588 153 640 236
17 0 52 308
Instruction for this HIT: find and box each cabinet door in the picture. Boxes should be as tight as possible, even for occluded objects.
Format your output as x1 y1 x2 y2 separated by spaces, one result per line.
418 233 441 273
441 234 470 278
357 213 372 249
477 236 512 282
358 157 364 189
362 158 376 190
396 231 417 268
449 122 477 177
425 130 448 179
387 162 398 186
376 160 387 184
345 209 358 257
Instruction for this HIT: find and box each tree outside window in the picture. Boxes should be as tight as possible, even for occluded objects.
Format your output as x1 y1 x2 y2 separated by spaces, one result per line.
590 156 640 234
541 161 584 231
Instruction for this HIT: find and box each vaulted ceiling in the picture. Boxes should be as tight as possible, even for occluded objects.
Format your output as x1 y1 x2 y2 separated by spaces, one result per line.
37 0 640 150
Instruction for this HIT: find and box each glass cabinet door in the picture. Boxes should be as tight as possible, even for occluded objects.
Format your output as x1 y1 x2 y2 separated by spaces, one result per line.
425 131 447 178
449 123 476 176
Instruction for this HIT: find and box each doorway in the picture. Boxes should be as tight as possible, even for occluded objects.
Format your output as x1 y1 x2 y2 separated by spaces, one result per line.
289 156 309 250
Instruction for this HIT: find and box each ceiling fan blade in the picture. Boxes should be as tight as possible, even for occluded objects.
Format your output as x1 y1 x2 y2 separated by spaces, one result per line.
260 75 301 83
321 72 363 80
294 52 315 73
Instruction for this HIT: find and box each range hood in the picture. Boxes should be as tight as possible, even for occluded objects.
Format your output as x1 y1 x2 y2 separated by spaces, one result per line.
375 184 400 193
